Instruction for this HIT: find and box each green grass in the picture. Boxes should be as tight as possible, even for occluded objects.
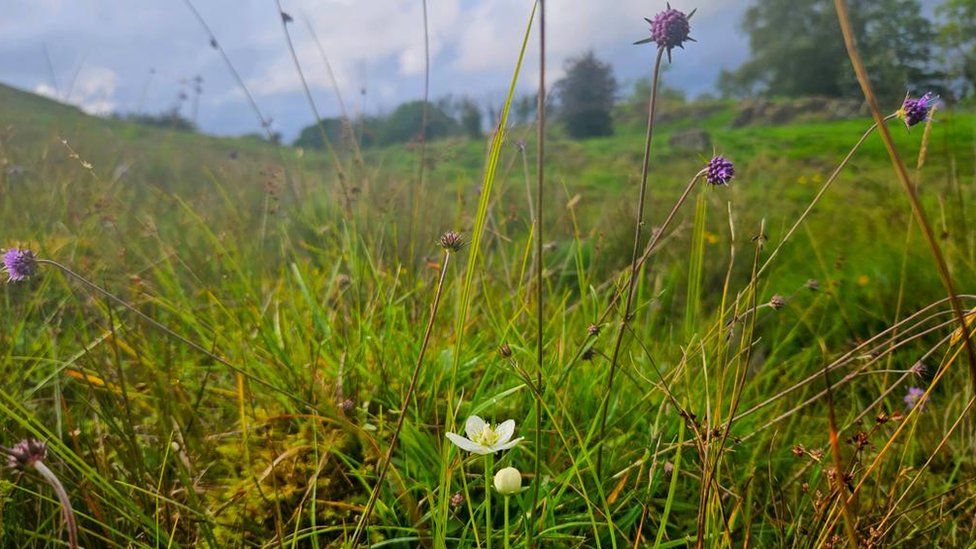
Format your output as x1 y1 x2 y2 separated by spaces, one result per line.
2 71 976 548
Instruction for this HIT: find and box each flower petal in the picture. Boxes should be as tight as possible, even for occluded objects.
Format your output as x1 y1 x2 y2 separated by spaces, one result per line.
446 433 491 454
494 419 516 444
465 415 486 440
494 437 523 452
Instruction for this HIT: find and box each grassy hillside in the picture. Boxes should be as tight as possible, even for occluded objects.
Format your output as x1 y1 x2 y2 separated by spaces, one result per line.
2 80 976 547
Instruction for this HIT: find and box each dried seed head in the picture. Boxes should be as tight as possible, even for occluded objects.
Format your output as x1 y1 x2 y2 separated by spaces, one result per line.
769 294 787 310
791 444 805 457
581 347 596 361
909 361 926 376
498 343 513 358
339 398 355 412
587 324 600 336
805 279 820 292
438 231 464 252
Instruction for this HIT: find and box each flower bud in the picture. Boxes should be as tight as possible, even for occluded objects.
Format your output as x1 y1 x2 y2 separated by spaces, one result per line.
493 466 522 495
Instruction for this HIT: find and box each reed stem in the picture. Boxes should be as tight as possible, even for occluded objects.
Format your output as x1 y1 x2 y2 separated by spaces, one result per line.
596 46 665 477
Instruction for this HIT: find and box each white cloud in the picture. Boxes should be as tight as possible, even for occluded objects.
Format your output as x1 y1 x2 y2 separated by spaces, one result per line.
34 65 119 115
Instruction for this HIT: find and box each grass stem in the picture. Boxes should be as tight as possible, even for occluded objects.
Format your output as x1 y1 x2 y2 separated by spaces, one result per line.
349 249 454 547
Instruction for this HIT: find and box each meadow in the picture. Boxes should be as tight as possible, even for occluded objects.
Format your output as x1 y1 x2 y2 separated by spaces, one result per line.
2 6 976 547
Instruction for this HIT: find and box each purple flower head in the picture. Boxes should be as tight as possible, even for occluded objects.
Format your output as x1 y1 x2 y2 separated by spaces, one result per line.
438 231 464 252
705 156 735 186
899 92 936 127
640 4 695 61
5 438 47 470
904 386 925 411
3 248 38 282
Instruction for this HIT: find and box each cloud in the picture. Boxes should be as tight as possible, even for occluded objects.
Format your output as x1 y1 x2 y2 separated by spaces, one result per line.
34 65 118 115
0 0 752 138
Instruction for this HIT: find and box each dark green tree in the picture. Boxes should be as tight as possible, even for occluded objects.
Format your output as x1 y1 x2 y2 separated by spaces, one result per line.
458 98 482 139
554 51 617 139
720 0 939 104
376 100 461 145
936 0 976 98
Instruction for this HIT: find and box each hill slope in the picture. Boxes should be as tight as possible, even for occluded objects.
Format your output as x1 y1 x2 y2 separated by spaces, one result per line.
2 81 976 546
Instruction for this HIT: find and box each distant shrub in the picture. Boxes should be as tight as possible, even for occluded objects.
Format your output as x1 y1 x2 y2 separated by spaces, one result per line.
112 110 197 132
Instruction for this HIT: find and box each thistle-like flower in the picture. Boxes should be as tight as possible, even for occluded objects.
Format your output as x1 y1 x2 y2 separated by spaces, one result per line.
3 248 38 282
3 438 78 548
898 92 936 128
637 3 696 61
904 386 925 410
705 156 735 186
493 466 522 495
446 415 522 455
5 438 47 470
438 231 464 252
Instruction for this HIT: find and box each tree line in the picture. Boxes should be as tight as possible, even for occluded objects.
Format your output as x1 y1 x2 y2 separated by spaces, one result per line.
290 0 974 146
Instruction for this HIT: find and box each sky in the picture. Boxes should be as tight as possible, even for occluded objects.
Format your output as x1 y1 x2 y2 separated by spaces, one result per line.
1 1 753 140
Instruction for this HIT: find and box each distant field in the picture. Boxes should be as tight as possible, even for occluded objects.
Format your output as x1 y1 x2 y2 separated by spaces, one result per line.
2 78 976 547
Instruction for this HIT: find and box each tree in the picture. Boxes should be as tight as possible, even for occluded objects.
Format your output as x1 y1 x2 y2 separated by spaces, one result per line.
513 93 537 125
458 98 482 139
554 51 617 139
937 0 976 98
720 0 939 104
377 100 460 145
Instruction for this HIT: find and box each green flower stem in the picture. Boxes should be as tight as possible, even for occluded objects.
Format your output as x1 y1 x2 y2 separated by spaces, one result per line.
33 460 78 549
504 495 511 549
485 454 494 548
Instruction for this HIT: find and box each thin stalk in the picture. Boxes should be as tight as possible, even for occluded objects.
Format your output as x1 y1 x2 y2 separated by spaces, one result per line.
834 0 976 390
530 1 545 546
407 0 432 261
274 0 351 214
485 453 494 549
504 495 511 549
349 250 453 547
180 0 273 140
33 460 78 549
36 259 311 407
302 16 368 174
823 363 859 548
596 46 665 477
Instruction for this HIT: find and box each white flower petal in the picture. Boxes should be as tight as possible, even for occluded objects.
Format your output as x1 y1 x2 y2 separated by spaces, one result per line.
494 437 523 452
446 432 491 454
494 419 516 444
465 415 486 440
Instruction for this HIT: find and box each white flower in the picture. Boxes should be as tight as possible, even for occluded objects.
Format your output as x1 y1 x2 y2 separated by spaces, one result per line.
446 415 522 455
493 467 522 495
